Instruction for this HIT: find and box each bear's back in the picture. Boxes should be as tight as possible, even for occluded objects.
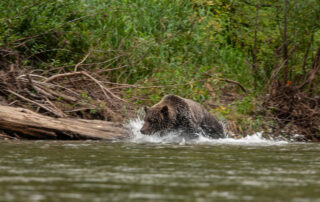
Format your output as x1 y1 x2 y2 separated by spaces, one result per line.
163 95 224 138
162 95 208 122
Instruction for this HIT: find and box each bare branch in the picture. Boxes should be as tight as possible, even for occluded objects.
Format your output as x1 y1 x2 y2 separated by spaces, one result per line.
74 51 91 72
43 72 83 83
7 90 63 117
220 79 247 93
43 71 127 103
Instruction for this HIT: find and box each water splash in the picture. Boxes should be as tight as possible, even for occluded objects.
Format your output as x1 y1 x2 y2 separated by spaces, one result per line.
125 118 288 146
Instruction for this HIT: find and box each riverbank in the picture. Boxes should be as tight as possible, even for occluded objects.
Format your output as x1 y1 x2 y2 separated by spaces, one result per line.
0 0 319 141
0 65 319 141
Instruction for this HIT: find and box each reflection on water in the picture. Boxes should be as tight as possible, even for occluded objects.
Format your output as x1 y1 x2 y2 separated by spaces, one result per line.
0 119 319 201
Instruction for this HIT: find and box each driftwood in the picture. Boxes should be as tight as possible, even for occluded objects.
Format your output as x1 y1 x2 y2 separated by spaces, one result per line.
0 105 129 140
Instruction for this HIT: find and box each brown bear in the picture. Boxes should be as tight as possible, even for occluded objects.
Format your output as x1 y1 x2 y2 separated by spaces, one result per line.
140 95 225 139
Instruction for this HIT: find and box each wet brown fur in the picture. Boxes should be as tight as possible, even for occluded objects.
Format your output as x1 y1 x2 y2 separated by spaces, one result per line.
140 95 225 139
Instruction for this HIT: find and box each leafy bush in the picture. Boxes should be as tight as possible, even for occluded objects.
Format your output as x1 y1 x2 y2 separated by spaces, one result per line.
1 0 319 105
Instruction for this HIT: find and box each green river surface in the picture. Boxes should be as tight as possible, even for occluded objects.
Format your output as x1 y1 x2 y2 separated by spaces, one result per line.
0 135 319 202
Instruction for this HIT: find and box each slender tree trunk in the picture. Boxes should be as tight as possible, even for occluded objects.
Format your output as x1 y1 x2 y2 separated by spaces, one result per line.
299 44 320 90
283 0 289 83
301 35 314 75
309 44 320 94
252 1 259 90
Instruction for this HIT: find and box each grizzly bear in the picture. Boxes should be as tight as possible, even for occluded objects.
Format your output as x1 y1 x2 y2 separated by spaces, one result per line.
140 95 225 139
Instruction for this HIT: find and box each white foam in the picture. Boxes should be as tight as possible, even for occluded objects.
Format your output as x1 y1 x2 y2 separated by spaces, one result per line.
124 118 288 146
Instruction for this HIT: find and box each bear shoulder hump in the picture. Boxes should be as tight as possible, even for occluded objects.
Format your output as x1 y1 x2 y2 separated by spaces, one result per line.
163 94 185 104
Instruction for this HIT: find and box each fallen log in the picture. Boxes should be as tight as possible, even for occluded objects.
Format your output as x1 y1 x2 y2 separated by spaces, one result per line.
0 105 129 140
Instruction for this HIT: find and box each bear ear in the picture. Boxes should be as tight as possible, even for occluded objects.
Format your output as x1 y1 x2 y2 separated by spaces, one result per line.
161 105 168 116
144 106 148 113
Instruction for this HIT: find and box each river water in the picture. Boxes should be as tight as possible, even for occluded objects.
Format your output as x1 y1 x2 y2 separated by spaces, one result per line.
0 120 319 202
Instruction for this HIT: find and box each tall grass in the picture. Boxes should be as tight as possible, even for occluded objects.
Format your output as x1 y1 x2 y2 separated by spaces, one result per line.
0 0 255 104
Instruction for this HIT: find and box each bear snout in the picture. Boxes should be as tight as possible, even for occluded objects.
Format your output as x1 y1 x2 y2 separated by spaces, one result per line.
140 125 148 134
140 128 152 135
140 128 146 134
140 121 151 134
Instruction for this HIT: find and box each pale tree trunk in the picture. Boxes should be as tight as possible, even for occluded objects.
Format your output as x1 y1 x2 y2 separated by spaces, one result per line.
0 105 129 140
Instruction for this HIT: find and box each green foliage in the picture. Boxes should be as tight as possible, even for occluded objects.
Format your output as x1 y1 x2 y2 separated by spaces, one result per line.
236 96 254 115
81 91 88 99
0 0 319 107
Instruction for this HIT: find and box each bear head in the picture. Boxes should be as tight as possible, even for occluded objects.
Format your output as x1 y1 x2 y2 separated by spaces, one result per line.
140 105 175 135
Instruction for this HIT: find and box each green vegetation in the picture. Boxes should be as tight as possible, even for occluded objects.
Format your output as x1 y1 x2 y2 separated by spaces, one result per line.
1 0 319 140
